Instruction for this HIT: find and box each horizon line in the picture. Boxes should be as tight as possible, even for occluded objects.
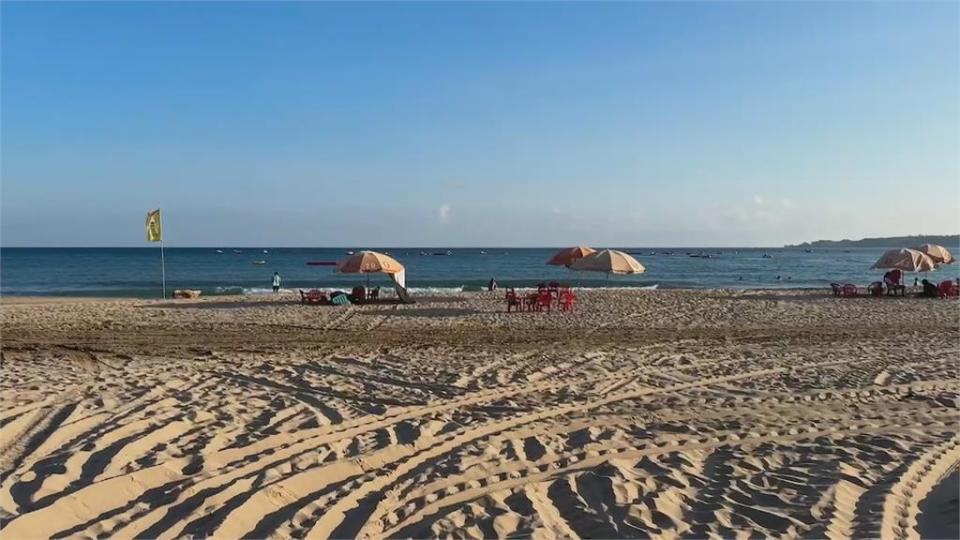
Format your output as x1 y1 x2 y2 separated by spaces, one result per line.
2 244 953 250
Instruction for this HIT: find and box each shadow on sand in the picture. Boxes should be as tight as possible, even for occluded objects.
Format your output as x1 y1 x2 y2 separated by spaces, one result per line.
140 300 300 310
359 308 480 318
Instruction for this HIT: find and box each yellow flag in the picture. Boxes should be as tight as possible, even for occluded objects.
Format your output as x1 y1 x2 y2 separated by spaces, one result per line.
146 209 162 242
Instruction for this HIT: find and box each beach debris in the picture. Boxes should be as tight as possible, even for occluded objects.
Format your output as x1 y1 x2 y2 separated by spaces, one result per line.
172 289 202 299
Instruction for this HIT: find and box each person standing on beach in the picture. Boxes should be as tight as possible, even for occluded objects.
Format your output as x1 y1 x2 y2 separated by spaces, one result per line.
272 272 282 293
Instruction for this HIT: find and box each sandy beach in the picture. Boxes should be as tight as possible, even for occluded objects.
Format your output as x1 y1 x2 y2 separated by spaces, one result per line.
1 289 957 539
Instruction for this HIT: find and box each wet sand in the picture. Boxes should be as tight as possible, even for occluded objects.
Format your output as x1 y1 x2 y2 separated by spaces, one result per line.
1 289 958 538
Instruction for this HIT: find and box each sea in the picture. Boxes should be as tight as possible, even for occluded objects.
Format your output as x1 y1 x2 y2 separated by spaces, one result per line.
1 247 958 298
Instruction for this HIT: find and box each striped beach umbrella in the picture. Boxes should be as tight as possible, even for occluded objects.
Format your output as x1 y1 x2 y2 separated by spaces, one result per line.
570 249 645 275
871 248 936 272
912 244 955 265
547 246 596 267
336 250 404 274
337 250 406 288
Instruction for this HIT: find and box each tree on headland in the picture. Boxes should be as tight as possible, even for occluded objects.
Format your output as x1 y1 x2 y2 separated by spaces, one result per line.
786 234 960 248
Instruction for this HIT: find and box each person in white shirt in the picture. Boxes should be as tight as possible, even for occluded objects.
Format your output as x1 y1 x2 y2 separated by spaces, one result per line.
272 272 281 293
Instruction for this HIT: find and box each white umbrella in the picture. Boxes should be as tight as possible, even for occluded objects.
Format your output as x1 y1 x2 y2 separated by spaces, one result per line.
912 244 955 265
570 249 645 282
871 248 936 272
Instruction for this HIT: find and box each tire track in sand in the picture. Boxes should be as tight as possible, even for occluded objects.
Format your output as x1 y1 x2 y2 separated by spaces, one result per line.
379 414 956 539
298 355 882 539
370 404 958 538
880 436 960 540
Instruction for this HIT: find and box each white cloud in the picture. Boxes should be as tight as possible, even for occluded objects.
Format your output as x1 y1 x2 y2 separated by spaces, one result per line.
692 195 882 245
437 204 451 224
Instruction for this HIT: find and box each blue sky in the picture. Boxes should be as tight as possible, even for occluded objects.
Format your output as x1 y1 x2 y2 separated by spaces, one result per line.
2 2 957 247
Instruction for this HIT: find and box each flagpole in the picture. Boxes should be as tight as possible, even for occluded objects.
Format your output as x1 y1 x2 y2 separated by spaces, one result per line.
159 210 166 298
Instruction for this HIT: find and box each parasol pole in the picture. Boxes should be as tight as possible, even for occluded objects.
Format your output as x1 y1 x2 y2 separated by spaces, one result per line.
160 235 166 299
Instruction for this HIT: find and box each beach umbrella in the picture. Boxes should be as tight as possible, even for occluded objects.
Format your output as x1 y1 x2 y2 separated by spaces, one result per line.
570 249 645 276
547 246 596 267
870 248 937 272
912 244 955 265
337 250 405 288
337 250 404 274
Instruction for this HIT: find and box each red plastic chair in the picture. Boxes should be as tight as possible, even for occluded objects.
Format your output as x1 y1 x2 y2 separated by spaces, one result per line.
350 286 367 304
559 291 576 312
505 288 523 312
842 284 858 297
830 283 842 297
299 289 328 305
938 280 959 298
536 290 553 312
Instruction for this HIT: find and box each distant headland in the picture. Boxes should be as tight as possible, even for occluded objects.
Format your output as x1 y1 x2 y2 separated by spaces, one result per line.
786 234 959 248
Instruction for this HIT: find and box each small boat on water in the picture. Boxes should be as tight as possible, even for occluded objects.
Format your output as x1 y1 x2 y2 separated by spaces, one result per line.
252 260 266 265
263 250 269 253
762 253 772 259
480 250 487 254
432 251 451 256
215 249 224 253
233 249 242 254
345 251 355 255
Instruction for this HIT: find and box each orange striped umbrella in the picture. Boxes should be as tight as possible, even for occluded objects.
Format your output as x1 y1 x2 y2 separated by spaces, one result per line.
336 251 404 274
547 246 596 267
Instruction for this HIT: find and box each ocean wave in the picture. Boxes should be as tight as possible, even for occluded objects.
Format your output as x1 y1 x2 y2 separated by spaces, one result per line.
498 284 659 292
202 284 664 296
407 286 468 294
211 286 296 295
243 287 296 295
